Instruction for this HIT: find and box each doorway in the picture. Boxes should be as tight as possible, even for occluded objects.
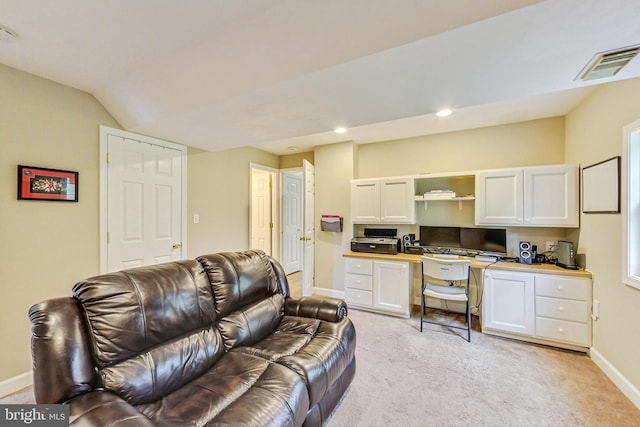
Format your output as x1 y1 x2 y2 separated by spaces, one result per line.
282 169 303 274
250 164 277 256
249 160 315 297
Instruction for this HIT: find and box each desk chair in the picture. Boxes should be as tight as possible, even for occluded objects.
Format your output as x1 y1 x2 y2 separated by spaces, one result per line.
420 256 472 342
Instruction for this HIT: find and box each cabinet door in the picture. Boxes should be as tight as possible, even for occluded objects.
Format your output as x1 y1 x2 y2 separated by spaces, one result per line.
373 261 411 316
523 165 578 227
475 169 523 225
483 271 535 336
380 178 415 223
351 179 380 223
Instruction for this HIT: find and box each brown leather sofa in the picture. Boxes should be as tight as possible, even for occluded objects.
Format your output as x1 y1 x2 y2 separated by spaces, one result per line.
29 250 356 426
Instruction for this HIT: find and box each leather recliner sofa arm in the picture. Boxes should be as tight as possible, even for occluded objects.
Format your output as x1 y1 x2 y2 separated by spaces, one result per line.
284 296 348 323
29 297 98 404
67 390 155 426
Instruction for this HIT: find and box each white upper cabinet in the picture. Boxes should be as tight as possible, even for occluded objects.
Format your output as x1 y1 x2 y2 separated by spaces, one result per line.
351 179 380 223
351 177 415 224
475 164 578 227
475 168 523 225
523 165 578 226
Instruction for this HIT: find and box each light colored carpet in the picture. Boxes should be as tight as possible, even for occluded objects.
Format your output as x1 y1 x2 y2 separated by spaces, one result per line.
327 308 640 427
3 308 639 427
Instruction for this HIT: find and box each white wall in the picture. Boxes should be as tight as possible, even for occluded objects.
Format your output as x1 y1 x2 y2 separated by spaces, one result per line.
565 77 640 402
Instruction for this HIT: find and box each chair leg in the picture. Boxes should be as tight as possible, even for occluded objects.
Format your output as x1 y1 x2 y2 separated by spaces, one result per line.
420 294 424 332
466 298 471 342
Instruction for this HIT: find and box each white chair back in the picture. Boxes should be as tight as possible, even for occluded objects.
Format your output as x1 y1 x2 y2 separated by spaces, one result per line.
421 256 471 281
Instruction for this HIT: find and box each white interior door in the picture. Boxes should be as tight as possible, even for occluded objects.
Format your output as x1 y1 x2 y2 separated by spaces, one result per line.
302 160 315 296
282 171 303 274
251 169 273 255
104 130 185 272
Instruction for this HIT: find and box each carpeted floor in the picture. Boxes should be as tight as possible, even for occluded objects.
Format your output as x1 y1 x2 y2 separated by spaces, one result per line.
2 307 639 426
327 308 640 427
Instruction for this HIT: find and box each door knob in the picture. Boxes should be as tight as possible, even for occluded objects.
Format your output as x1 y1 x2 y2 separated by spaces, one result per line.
172 243 182 249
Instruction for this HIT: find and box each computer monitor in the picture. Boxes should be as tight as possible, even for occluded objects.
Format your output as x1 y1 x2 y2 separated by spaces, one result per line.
419 226 461 249
460 227 507 255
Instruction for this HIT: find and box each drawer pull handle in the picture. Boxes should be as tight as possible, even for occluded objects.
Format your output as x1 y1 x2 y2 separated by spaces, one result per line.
558 306 565 312
557 285 564 291
558 328 565 334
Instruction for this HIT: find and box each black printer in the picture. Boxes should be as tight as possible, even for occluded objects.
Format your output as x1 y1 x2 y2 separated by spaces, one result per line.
350 228 401 254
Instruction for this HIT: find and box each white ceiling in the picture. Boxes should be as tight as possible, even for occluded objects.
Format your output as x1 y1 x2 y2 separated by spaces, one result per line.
1 0 640 155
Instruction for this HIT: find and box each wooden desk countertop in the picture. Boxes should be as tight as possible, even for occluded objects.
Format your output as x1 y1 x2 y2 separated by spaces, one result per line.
343 251 592 278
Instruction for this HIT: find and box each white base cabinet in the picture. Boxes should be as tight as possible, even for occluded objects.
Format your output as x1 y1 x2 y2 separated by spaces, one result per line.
482 270 592 351
483 271 535 336
344 258 412 318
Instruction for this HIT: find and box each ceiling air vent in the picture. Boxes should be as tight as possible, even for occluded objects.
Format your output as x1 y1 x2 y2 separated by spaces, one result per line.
577 45 640 81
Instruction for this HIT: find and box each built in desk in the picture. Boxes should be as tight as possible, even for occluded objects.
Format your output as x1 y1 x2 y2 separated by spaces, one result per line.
342 251 593 352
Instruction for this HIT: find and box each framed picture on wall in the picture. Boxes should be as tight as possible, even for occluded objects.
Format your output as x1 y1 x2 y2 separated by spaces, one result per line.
581 156 620 214
17 165 79 202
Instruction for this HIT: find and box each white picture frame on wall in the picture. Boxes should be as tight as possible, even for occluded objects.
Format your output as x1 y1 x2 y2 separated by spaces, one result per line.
582 156 621 214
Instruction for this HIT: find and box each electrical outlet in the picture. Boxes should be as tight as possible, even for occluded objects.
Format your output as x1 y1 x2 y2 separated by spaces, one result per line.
545 241 555 252
193 214 200 224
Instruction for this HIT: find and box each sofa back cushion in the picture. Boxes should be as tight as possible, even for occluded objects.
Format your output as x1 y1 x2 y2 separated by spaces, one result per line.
197 250 284 350
72 260 224 404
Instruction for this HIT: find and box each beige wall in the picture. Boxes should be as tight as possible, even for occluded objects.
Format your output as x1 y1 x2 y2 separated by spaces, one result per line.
314 143 358 293
0 64 120 380
186 146 279 258
279 151 314 170
565 77 640 393
358 117 565 178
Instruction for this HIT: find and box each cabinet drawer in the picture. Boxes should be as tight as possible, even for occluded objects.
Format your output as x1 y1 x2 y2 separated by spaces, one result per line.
535 317 590 346
535 276 589 300
535 296 588 323
345 258 373 275
345 288 373 307
345 273 373 291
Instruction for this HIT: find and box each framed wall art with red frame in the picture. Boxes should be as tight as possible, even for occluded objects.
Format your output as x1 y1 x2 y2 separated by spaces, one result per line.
17 165 78 202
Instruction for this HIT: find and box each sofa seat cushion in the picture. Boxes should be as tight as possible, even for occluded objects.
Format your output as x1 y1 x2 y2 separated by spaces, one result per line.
136 352 309 427
232 316 356 407
231 316 320 361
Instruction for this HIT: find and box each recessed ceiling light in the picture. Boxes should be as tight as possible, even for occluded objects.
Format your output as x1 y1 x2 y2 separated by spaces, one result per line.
334 127 347 134
287 146 298 151
436 109 452 117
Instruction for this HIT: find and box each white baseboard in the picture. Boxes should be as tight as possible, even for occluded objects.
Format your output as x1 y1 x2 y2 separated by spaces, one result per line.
0 371 32 399
312 287 345 299
590 347 640 409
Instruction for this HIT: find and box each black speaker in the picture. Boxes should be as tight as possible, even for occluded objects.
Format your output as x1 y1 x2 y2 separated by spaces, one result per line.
519 241 532 264
402 234 415 252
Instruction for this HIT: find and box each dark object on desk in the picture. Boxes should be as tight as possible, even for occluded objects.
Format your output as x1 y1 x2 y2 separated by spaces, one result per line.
557 240 579 269
405 246 424 255
351 228 400 254
519 241 533 264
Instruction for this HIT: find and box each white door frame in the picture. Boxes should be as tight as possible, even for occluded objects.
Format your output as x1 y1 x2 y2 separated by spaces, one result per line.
99 126 188 273
249 163 280 258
